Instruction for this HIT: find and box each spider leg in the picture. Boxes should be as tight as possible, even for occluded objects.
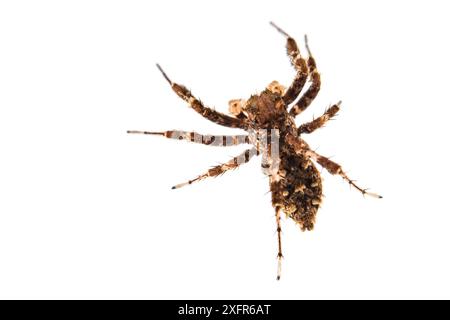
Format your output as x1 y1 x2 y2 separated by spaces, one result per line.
127 130 249 147
275 206 283 281
297 101 341 135
270 22 308 106
309 151 382 198
289 35 321 118
156 64 248 130
171 148 258 189
285 134 382 198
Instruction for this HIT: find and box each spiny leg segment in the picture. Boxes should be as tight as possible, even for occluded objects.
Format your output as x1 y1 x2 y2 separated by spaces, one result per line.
286 134 382 198
275 206 283 281
270 22 308 106
308 150 382 198
289 35 321 118
171 148 259 189
156 64 247 130
298 101 341 135
127 130 249 147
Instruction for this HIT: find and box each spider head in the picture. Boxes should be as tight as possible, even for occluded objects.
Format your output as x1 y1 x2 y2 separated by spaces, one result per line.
229 81 287 127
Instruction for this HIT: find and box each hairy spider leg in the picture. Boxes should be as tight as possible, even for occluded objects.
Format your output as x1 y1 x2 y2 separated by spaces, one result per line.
311 153 382 198
171 148 259 189
127 130 249 147
156 64 248 130
275 206 283 281
298 101 341 135
289 35 321 117
286 134 382 198
270 22 308 106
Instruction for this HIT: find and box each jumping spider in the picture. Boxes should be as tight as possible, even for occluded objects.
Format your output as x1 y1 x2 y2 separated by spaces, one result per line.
128 22 381 280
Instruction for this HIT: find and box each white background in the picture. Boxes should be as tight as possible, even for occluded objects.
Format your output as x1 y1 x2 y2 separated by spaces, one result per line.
1 0 449 299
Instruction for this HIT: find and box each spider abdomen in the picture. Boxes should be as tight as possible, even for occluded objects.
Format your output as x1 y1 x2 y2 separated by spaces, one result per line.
271 151 322 231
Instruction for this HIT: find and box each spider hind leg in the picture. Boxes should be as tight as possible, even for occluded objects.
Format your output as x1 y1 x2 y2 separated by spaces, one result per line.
286 134 382 198
275 206 283 281
171 148 258 189
314 154 382 198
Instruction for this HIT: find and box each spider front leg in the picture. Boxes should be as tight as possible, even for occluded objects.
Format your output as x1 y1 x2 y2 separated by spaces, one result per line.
171 148 258 189
270 22 308 105
127 130 249 147
289 35 321 118
298 101 341 135
156 64 248 130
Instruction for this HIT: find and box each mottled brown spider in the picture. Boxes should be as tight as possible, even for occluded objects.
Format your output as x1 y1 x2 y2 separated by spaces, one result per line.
128 22 382 280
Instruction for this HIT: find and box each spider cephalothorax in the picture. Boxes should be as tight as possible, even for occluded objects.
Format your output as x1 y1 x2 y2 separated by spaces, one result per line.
128 22 381 280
